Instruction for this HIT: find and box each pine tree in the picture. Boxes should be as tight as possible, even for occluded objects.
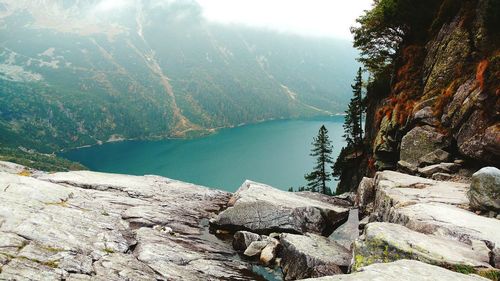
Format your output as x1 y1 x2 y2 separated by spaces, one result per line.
342 67 364 147
304 125 334 194
332 68 366 194
352 67 364 145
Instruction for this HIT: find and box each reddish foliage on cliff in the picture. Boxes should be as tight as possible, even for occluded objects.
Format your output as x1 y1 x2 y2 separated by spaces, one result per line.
476 59 489 91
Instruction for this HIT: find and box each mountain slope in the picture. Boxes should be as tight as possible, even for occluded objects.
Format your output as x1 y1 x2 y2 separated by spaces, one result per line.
0 0 359 152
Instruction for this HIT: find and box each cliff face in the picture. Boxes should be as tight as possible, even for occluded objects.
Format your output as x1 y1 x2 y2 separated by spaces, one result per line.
365 0 499 177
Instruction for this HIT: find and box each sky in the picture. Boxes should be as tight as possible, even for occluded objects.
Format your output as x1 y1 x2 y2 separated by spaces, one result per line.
91 0 374 40
195 0 374 39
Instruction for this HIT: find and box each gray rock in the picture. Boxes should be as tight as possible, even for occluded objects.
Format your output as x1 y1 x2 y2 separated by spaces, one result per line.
397 160 418 174
373 170 469 209
376 202 500 269
355 177 375 215
413 106 439 126
358 216 369 230
244 240 269 257
280 233 351 280
232 231 262 251
468 167 500 212
353 222 491 271
93 253 157 281
0 258 64 281
329 209 359 250
66 274 92 281
367 170 500 266
418 149 451 166
418 162 460 177
299 260 489 281
211 180 349 235
0 160 27 174
0 167 261 281
432 172 453 181
260 238 279 265
456 110 499 164
295 191 353 208
18 243 93 275
400 126 451 167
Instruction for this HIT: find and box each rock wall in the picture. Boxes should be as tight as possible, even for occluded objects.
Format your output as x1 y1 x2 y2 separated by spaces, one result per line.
366 0 499 176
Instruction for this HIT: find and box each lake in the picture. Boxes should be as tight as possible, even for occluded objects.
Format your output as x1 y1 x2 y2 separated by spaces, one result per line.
61 116 346 193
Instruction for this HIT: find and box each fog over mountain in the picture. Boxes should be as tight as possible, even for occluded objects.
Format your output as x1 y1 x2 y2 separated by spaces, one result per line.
0 0 360 152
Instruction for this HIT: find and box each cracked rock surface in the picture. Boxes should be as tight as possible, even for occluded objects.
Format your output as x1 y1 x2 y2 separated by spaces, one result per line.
0 162 259 280
299 260 489 281
355 170 500 274
210 180 349 235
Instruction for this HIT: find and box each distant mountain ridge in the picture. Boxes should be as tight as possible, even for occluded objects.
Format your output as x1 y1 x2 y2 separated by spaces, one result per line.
0 0 359 152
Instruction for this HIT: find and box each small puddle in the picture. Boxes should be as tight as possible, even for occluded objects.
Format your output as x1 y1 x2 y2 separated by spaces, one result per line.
251 264 283 281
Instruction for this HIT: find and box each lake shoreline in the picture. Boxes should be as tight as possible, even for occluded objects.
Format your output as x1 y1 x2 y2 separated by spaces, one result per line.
60 116 346 193
59 114 344 153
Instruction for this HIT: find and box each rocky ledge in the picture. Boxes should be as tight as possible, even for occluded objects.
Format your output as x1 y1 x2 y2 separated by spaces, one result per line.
1 161 499 281
210 180 350 235
0 161 258 280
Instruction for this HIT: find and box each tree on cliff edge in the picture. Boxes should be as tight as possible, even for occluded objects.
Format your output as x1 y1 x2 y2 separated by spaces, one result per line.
332 68 366 194
343 67 364 147
305 125 334 195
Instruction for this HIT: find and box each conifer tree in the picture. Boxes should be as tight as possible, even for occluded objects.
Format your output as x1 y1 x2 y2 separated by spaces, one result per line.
304 125 334 194
342 67 364 147
352 67 364 144
333 68 366 190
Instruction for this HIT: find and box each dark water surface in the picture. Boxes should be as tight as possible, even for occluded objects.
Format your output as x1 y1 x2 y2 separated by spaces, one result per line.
61 116 346 193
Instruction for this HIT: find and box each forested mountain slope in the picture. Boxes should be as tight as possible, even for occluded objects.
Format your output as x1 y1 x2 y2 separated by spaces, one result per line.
0 0 359 152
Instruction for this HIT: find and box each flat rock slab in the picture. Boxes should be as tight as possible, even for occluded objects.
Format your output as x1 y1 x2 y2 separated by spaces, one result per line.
374 170 469 209
353 222 491 271
0 160 26 174
368 170 500 269
280 233 351 280
211 180 349 235
384 202 500 263
0 166 262 281
299 260 489 281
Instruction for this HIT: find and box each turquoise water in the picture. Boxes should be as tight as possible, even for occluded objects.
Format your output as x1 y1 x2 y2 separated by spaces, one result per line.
61 116 345 193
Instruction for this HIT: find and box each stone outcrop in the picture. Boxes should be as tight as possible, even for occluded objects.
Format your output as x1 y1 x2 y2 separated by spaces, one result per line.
373 170 470 209
259 238 280 266
329 209 359 250
3 159 499 280
280 233 351 280
0 161 26 174
355 177 375 215
299 260 490 281
356 0 500 176
0 162 263 280
418 149 451 166
400 126 451 167
233 231 262 252
356 170 500 274
354 222 491 271
243 240 268 257
468 167 500 212
418 162 461 177
210 180 349 235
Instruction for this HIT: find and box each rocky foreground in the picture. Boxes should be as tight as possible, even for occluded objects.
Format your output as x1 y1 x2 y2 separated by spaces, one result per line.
0 161 499 280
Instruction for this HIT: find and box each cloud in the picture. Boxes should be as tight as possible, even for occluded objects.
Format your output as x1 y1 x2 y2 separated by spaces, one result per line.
3 0 372 39
195 0 373 39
